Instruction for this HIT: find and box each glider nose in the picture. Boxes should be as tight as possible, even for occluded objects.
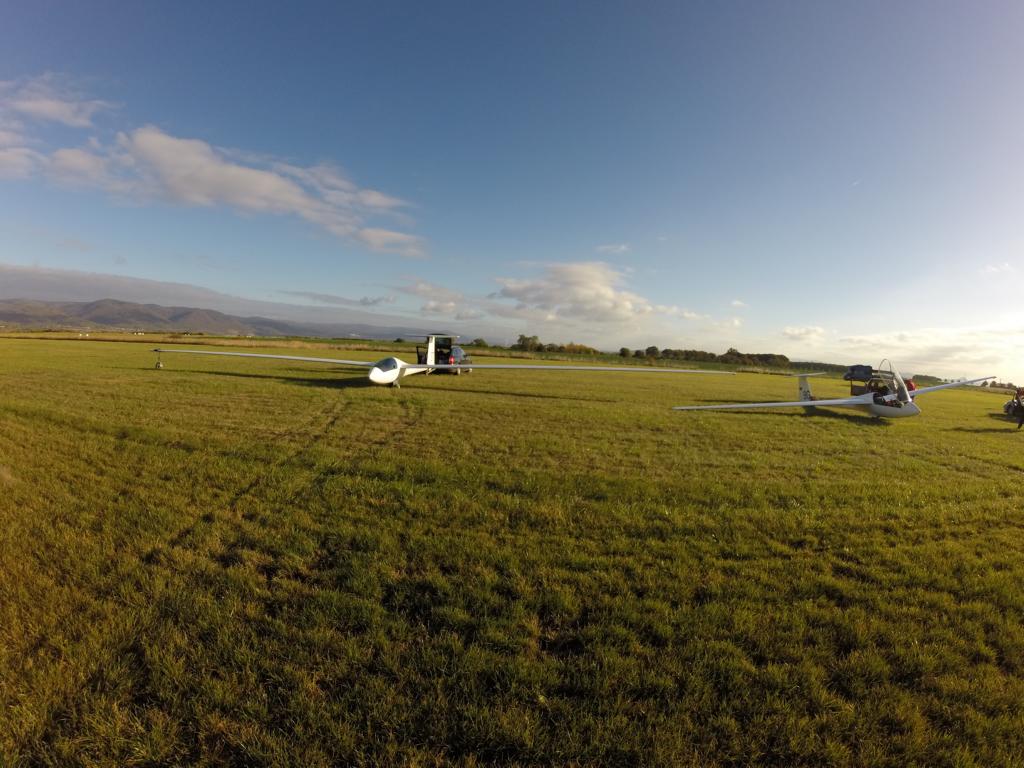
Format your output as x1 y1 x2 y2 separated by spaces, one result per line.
368 357 401 385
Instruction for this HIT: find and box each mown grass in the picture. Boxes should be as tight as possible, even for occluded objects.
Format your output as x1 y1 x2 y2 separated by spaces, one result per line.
1 338 1023 767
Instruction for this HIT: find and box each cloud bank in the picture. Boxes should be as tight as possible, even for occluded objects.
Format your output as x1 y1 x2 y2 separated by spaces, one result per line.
389 261 715 342
1 73 109 127
492 261 699 323
782 325 825 342
0 75 423 256
279 290 396 307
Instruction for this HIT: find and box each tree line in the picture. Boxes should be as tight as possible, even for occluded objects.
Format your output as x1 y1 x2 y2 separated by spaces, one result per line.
509 335 601 355
458 335 950 382
617 345 790 368
505 336 791 367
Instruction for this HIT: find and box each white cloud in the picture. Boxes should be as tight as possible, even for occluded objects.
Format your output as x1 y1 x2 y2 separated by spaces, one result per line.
396 280 471 317
49 147 113 186
400 280 463 304
0 128 26 148
731 299 747 308
40 126 424 255
836 325 1016 379
360 295 396 306
654 305 706 320
356 189 407 210
782 325 825 342
13 96 101 127
265 159 411 213
0 78 423 256
982 262 1015 274
396 269 699 328
0 147 43 178
423 300 457 314
3 74 110 128
483 264 708 329
493 261 665 323
356 228 424 257
124 127 309 207
595 243 630 254
279 290 396 307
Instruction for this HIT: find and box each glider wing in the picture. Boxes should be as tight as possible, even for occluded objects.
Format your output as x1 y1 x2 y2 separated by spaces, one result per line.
908 376 994 397
406 364 731 374
673 394 873 411
152 348 376 367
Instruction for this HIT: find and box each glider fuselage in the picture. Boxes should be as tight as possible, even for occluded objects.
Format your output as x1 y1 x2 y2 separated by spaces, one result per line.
673 362 992 419
368 357 425 386
818 395 922 419
862 400 922 418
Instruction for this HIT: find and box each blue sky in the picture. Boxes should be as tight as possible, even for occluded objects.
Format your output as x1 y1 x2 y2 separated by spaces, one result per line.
1 1 1022 379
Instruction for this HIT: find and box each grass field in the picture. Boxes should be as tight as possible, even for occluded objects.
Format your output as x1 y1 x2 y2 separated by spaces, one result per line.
2 338 1023 767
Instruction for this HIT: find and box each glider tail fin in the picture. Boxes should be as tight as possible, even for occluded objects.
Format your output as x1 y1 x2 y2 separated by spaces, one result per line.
788 372 825 402
798 375 814 402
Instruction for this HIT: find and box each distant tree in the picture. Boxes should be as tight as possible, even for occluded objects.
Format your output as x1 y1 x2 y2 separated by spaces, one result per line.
563 343 597 354
633 349 644 358
394 337 405 343
719 347 745 364
981 380 989 386
512 334 542 352
619 347 631 357
506 335 599 354
471 338 488 347
645 345 660 358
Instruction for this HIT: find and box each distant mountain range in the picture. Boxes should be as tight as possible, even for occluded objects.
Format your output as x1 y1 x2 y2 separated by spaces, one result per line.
0 298 436 340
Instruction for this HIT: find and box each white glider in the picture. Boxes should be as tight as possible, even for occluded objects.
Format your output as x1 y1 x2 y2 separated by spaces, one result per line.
673 361 993 419
153 336 730 387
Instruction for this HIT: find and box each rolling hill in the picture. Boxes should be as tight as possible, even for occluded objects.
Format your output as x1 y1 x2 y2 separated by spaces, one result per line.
0 298 433 339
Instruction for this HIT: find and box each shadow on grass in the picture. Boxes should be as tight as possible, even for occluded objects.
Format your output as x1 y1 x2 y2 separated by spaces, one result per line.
950 425 1022 434
987 412 1018 422
946 413 1024 432
678 403 890 425
151 368 607 402
161 368 373 390
414 382 615 403
763 408 891 425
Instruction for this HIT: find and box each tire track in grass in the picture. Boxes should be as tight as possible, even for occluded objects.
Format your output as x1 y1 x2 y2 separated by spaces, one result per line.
228 396 426 597
160 395 354 553
284 395 423 511
289 393 422 499
45 394 371 765
165 393 423 583
226 397 353 512
37 389 410 762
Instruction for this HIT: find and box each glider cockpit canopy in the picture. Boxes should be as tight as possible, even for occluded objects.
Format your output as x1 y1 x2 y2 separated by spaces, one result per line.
845 359 911 403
